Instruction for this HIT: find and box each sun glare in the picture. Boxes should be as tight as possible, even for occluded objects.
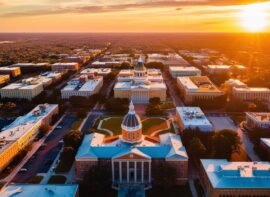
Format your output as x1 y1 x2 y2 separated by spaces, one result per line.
240 4 268 32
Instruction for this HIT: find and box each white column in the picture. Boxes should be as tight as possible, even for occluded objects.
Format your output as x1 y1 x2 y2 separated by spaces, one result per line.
141 161 144 183
112 160 115 183
119 161 122 182
134 161 137 183
127 161 130 183
148 161 151 183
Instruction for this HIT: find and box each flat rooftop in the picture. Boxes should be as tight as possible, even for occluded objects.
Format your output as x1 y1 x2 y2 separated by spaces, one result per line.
176 107 212 128
1 81 42 90
114 81 166 90
207 65 231 69
52 62 78 66
225 79 247 87
178 76 222 93
62 77 102 92
0 184 78 197
169 66 200 72
10 63 48 67
233 87 270 92
201 159 270 189
0 67 20 71
81 68 111 75
246 112 270 122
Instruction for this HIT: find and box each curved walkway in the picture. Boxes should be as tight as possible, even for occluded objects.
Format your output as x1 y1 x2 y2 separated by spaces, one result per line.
149 118 172 137
97 118 114 136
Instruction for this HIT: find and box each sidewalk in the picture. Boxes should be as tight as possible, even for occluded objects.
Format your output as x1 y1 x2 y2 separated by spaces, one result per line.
1 114 65 185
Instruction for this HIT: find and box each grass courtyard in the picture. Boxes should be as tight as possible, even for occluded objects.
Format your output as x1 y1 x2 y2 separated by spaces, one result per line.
97 116 174 136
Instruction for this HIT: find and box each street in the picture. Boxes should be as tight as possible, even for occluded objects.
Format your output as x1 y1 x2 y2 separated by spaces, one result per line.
12 114 77 183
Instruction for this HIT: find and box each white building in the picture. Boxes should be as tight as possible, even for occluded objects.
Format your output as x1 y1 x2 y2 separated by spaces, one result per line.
147 53 189 66
10 63 49 68
114 58 167 104
232 87 270 102
51 62 80 72
61 75 103 99
177 76 223 104
80 68 111 76
169 66 201 78
205 65 246 74
0 67 21 77
0 104 59 172
1 79 44 100
0 184 79 197
176 107 213 132
245 112 270 130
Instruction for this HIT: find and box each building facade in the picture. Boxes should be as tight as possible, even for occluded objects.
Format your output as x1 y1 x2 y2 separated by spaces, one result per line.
114 58 167 104
0 104 58 172
0 67 21 77
245 112 270 130
75 102 188 189
176 107 213 132
200 159 270 197
52 62 80 72
169 66 201 78
177 76 223 104
61 75 103 99
0 79 44 100
232 87 270 102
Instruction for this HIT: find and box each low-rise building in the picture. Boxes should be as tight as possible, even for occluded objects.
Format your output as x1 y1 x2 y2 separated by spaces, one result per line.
0 184 79 197
177 76 223 104
61 75 103 99
245 112 270 130
10 63 49 69
0 67 21 77
0 104 58 172
51 62 80 72
232 87 270 102
169 66 201 78
0 75 10 85
224 79 247 94
176 107 213 132
147 53 189 67
200 159 270 197
39 71 63 87
1 79 43 100
80 68 111 77
205 65 246 74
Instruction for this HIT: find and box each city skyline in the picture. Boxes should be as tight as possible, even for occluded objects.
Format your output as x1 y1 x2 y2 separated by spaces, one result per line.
0 0 269 33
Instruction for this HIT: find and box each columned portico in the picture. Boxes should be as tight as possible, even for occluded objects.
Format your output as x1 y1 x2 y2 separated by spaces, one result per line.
112 157 151 188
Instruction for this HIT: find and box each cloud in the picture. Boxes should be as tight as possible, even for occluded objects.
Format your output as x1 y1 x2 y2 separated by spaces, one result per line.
2 0 269 17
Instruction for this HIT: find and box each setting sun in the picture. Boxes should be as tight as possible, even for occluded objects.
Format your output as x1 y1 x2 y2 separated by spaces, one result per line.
241 4 268 32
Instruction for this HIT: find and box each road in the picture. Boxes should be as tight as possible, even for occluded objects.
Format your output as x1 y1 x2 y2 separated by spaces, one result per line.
162 67 184 107
12 114 77 183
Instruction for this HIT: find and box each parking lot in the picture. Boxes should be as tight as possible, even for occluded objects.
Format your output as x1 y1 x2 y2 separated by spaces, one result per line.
207 114 237 132
13 114 77 183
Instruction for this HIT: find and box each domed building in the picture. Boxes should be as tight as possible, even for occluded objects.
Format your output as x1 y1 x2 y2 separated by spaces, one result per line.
75 102 189 192
114 56 167 104
121 101 142 143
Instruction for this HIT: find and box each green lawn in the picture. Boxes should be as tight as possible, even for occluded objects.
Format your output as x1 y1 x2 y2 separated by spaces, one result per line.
161 102 175 110
71 118 84 130
100 117 123 135
48 175 67 184
99 117 171 136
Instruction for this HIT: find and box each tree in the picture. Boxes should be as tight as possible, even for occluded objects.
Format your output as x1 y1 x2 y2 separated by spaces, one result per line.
81 163 112 196
77 110 87 119
152 162 177 189
105 98 129 115
63 130 83 149
211 129 241 160
188 137 206 158
39 124 52 136
149 97 161 105
60 146 76 162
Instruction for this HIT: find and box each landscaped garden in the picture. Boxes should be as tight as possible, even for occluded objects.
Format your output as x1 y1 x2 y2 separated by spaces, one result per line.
95 116 175 136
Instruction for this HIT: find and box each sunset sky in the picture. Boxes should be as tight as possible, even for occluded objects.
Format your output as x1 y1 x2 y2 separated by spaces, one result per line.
0 0 269 32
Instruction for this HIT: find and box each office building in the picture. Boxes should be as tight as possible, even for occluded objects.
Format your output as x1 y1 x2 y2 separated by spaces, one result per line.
245 112 270 130
177 76 223 104
169 66 201 78
51 62 80 72
176 107 213 132
0 67 21 77
0 104 59 172
61 75 103 99
80 68 111 77
232 87 270 102
200 159 270 197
